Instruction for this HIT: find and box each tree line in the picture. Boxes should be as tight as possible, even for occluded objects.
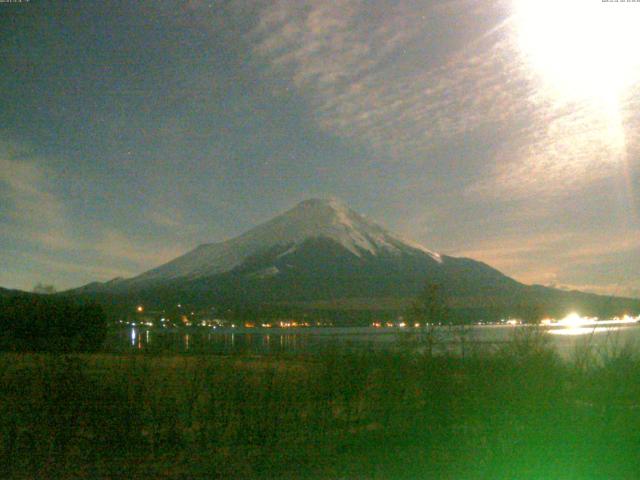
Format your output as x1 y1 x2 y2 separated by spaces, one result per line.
0 294 107 352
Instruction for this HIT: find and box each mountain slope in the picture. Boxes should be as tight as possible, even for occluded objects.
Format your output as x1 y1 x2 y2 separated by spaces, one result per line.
74 199 640 320
122 198 442 287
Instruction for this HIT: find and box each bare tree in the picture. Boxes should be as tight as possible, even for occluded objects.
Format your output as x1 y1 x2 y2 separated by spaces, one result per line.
407 283 450 356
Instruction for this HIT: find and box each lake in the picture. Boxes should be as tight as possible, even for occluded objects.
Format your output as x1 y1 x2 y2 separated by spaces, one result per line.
105 321 640 358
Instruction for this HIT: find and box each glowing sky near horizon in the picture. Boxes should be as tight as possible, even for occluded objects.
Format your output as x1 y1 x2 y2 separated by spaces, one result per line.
0 0 638 297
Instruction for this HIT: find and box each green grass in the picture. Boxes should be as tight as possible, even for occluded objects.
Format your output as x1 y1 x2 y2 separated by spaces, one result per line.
2 333 640 479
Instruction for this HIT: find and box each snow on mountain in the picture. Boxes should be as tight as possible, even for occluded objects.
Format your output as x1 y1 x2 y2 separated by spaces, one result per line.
129 198 441 284
70 199 640 320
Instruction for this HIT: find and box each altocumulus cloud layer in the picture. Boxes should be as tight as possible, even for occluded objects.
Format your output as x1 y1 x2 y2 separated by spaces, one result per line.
0 0 638 297
252 0 632 193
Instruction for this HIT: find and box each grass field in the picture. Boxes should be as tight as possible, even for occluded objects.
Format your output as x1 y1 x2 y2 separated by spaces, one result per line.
2 330 640 479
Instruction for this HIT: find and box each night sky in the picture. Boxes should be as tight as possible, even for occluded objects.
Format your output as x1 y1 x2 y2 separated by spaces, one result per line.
1 0 639 297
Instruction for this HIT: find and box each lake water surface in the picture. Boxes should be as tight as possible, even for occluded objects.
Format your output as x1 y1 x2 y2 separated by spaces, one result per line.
106 322 640 358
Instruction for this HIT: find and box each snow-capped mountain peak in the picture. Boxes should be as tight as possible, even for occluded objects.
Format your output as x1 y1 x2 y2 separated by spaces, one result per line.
128 198 441 284
244 198 397 257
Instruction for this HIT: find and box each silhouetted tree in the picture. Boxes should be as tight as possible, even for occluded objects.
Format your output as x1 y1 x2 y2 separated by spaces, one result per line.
408 283 450 325
407 283 450 356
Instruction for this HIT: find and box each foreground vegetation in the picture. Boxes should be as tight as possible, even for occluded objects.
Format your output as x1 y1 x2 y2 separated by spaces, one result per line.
1 331 640 479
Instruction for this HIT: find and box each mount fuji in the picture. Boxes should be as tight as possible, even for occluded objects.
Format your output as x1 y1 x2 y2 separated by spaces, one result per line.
130 198 443 284
74 199 639 321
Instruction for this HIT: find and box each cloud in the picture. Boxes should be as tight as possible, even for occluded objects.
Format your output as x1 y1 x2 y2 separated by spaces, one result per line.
473 101 633 198
0 142 189 287
251 1 530 160
23 252 137 281
452 232 571 273
94 229 186 269
250 0 640 199
453 230 640 298
0 149 74 251
147 207 185 229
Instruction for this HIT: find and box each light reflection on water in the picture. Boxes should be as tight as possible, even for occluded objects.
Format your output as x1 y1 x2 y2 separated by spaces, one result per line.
111 323 640 357
548 326 620 336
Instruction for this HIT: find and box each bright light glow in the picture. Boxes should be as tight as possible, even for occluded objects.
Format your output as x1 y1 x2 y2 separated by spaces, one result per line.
547 313 639 336
512 0 640 105
556 312 594 328
136 305 144 313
